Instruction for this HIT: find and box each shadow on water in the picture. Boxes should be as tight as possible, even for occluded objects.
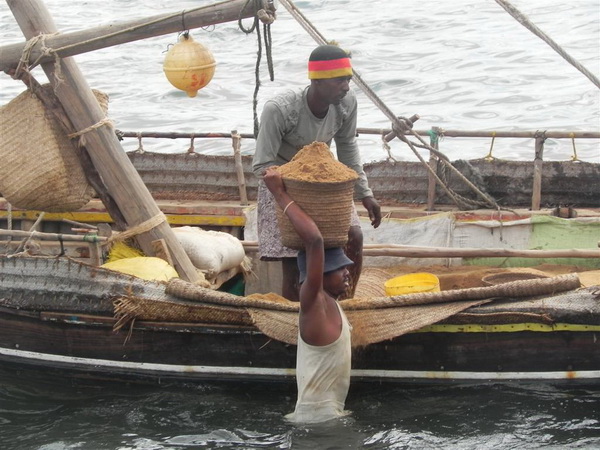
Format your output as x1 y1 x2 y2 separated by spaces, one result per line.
0 365 599 449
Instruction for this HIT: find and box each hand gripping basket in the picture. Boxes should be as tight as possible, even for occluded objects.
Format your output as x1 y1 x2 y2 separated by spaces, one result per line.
0 85 108 212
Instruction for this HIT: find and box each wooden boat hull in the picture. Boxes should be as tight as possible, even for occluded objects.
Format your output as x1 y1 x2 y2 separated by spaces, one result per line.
0 150 599 384
1 277 598 385
0 308 598 384
124 152 600 208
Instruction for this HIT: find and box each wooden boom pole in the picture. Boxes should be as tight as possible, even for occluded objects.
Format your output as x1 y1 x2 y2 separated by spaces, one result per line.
0 0 275 72
6 0 204 281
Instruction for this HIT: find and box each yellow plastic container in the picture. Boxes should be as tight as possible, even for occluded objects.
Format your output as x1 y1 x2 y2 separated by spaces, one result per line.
384 272 440 296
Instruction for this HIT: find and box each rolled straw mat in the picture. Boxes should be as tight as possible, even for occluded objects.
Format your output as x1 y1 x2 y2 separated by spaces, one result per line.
113 273 580 346
250 273 581 346
0 85 107 212
113 296 254 329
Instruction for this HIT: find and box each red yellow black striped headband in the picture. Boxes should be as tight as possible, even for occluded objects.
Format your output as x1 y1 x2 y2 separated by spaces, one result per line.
308 57 353 79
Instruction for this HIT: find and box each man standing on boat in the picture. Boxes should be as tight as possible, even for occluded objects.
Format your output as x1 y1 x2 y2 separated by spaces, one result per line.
252 44 382 301
262 166 353 423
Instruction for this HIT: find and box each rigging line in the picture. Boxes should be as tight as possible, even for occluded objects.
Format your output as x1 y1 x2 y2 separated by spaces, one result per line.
494 0 600 89
238 0 275 137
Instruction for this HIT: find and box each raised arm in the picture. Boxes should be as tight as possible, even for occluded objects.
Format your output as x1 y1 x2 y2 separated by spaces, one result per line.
262 168 325 309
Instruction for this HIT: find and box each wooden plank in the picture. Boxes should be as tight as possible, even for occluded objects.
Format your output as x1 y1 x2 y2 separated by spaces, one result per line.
232 130 249 205
0 229 106 242
7 0 200 282
531 135 545 211
0 0 275 71
241 241 600 259
151 239 174 266
427 126 440 211
0 210 246 227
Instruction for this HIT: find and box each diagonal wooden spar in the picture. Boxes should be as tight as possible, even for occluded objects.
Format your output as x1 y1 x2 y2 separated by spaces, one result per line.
4 0 275 282
0 0 276 73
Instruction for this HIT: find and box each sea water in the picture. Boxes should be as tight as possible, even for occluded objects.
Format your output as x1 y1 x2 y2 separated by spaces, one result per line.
0 366 598 449
0 1 599 448
0 0 598 162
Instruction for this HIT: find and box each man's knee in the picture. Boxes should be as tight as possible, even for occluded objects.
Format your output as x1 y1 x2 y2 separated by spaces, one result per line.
281 257 300 301
348 225 363 245
346 225 363 257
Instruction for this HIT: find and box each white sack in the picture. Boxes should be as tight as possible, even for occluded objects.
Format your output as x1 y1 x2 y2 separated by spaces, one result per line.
172 226 246 277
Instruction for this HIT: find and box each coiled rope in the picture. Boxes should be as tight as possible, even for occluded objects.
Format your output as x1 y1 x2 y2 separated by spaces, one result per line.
238 0 276 137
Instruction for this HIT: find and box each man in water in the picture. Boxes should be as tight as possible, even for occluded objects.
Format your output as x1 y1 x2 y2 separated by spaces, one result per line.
252 44 382 301
262 167 352 423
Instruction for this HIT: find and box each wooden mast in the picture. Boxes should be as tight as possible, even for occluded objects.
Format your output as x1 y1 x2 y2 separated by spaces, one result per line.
5 0 208 281
0 0 274 71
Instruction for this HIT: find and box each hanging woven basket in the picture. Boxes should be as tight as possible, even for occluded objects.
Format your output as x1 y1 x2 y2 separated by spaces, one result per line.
0 85 108 212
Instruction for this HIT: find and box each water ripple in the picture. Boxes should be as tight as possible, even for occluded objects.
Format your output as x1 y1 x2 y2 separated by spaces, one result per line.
1 0 598 162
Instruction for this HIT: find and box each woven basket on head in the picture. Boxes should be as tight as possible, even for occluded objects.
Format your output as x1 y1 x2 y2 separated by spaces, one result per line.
277 177 356 250
0 85 108 212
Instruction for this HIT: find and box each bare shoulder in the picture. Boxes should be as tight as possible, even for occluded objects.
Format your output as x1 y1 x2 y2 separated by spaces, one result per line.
299 294 343 346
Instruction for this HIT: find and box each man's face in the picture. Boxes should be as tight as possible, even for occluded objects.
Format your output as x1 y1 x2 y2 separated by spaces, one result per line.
315 76 352 105
323 265 351 298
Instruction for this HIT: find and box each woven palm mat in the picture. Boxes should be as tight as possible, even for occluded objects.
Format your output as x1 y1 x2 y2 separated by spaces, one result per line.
248 299 489 347
114 273 581 345
113 296 255 330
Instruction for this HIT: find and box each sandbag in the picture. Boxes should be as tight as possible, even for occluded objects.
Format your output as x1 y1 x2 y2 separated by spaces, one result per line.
172 226 246 277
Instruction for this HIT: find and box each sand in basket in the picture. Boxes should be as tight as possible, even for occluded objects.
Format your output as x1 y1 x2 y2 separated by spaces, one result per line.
0 85 108 212
277 142 358 249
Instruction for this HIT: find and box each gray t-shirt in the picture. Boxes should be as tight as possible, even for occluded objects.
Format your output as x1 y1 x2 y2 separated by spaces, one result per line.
252 87 373 199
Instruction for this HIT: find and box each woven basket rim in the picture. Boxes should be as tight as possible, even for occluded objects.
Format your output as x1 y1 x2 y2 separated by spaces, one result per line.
282 176 357 186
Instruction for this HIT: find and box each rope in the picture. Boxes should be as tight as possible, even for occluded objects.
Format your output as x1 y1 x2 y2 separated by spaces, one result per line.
66 117 114 149
67 117 114 139
9 212 45 257
135 132 145 154
494 0 600 89
238 0 276 137
13 32 65 86
485 132 496 161
188 134 196 154
106 213 167 245
427 129 440 147
6 203 12 231
2 203 13 253
569 132 580 162
278 0 502 211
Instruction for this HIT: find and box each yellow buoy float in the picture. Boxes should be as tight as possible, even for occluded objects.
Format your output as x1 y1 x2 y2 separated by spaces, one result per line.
163 33 216 97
